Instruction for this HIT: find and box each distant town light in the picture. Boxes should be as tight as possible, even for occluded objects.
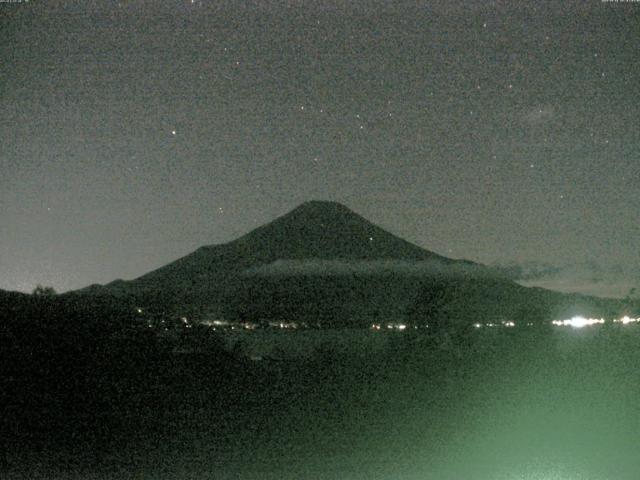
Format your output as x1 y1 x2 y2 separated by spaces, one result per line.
551 316 605 328
614 315 639 325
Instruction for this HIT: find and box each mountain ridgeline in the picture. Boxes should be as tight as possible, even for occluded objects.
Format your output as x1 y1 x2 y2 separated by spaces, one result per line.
73 201 625 326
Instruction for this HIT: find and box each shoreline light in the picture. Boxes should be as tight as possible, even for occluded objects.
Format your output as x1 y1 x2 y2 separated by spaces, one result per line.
551 316 604 328
614 315 639 325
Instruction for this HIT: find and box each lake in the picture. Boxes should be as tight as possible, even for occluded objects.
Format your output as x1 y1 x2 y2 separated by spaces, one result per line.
7 323 640 480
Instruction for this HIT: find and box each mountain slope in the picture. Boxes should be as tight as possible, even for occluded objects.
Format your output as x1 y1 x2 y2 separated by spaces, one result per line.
141 200 461 282
69 201 627 324
80 201 469 306
233 200 454 262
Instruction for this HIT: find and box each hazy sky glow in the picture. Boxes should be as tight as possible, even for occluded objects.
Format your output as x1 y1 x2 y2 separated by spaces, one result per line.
1 0 639 295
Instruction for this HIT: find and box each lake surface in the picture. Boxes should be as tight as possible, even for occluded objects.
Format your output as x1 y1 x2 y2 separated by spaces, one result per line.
220 328 401 359
8 324 640 480
214 325 640 480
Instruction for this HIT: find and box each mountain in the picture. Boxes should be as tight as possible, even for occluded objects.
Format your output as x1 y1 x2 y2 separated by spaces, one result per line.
70 201 627 325
229 200 455 262
136 200 464 282
76 201 466 301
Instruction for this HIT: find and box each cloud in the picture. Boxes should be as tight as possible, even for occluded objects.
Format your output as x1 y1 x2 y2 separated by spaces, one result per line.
521 105 556 126
245 259 640 299
244 259 499 278
490 261 563 281
493 260 640 299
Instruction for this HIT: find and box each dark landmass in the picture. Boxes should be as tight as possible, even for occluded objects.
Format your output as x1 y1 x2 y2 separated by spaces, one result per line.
0 291 243 475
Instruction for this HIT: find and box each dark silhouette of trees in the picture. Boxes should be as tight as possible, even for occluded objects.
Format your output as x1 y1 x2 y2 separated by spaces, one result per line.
32 284 57 296
624 288 639 314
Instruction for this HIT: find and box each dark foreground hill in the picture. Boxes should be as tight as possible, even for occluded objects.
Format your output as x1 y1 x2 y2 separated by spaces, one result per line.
69 201 627 325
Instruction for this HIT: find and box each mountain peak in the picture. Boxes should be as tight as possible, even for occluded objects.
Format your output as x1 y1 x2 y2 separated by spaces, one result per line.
235 200 450 263
288 200 355 217
296 199 352 209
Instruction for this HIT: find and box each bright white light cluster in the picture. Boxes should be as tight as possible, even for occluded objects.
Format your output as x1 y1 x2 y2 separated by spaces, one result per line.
550 315 640 328
551 316 604 328
614 315 640 325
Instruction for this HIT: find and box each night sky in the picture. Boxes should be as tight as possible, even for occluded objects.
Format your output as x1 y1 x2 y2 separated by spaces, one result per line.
1 0 638 296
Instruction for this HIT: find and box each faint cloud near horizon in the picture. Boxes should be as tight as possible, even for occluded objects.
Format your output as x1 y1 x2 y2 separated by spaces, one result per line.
493 260 640 299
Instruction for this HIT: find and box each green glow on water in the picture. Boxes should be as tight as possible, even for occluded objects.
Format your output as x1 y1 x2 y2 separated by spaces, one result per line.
12 325 640 479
